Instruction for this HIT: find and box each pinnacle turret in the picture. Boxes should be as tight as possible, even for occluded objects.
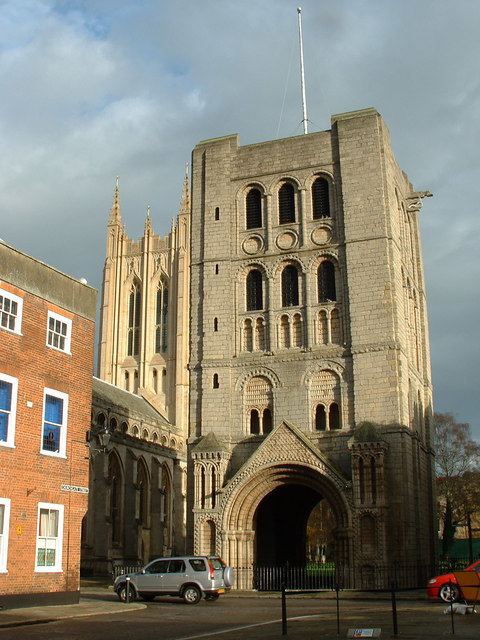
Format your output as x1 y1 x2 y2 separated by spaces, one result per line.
108 176 122 224
179 163 190 216
144 205 153 234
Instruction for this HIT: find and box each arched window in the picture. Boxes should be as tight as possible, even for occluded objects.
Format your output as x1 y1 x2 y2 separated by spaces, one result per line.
108 453 123 546
243 319 253 351
279 314 289 349
312 177 330 219
263 408 272 433
329 402 340 429
315 405 326 431
255 317 266 351
246 188 262 229
137 460 149 526
127 284 141 356
155 283 168 353
246 270 263 311
292 313 302 347
213 373 219 389
110 417 117 431
318 261 336 302
282 265 299 307
250 409 260 434
279 183 295 224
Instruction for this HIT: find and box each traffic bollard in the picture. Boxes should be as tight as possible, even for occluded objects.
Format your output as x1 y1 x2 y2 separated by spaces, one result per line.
391 581 398 637
126 576 131 604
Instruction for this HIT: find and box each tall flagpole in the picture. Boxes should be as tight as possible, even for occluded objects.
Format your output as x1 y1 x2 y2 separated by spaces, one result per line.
297 7 308 134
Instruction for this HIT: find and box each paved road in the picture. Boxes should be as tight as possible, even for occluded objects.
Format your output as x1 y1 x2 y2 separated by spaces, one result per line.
0 595 478 640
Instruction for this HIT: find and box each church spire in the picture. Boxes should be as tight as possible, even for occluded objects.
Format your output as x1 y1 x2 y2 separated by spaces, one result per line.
179 162 190 217
109 176 122 224
144 204 153 235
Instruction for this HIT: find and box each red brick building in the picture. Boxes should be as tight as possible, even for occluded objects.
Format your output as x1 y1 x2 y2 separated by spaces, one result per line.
0 242 96 607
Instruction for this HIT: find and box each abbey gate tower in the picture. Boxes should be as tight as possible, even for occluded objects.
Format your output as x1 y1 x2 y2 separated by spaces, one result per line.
98 107 435 586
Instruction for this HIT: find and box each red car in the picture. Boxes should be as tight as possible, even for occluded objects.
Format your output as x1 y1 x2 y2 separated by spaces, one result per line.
427 559 480 602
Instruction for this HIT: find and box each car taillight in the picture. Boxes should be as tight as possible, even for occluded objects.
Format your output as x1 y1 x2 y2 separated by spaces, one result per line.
208 559 215 580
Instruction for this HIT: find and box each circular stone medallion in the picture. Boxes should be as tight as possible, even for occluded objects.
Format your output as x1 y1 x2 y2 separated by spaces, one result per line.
276 230 298 251
242 235 263 255
311 226 332 246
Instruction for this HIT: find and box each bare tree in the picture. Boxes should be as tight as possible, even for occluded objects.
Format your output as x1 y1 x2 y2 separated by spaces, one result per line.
434 413 480 558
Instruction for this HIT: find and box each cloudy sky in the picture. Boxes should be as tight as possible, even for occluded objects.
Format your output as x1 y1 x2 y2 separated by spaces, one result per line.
1 0 479 439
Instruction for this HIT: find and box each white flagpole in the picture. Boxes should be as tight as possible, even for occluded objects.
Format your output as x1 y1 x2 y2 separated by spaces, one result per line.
297 7 308 134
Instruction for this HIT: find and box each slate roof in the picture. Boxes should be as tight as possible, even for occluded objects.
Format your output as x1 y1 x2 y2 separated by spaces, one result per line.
191 431 228 452
92 377 170 426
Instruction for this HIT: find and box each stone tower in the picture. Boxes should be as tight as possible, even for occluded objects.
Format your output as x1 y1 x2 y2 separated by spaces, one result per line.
98 175 190 432
189 108 435 586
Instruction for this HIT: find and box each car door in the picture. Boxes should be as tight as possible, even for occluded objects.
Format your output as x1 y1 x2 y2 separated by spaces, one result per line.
137 559 170 593
161 559 187 593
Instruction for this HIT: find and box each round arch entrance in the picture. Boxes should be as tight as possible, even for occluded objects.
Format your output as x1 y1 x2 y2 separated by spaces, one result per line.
221 463 352 585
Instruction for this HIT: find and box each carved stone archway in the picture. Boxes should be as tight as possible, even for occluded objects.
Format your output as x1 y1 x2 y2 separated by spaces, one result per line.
216 422 353 588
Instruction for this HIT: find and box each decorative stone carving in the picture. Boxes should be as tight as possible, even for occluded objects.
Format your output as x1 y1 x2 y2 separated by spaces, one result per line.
242 235 264 255
311 226 332 246
276 230 298 251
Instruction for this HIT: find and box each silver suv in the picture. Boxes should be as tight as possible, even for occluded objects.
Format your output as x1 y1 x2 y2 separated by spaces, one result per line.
114 556 234 604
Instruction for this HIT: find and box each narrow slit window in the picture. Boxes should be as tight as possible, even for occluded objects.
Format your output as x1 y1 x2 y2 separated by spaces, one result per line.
214 207 220 221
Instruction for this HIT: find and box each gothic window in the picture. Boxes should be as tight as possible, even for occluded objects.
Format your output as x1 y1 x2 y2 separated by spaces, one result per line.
250 409 260 434
137 459 149 526
108 453 123 546
155 283 168 353
292 313 302 347
255 317 266 351
279 183 295 224
312 177 331 219
246 270 263 311
127 283 141 356
315 404 326 431
329 402 340 429
263 408 272 433
282 265 299 307
246 188 262 229
359 458 365 504
243 319 253 351
318 261 336 302
213 373 219 389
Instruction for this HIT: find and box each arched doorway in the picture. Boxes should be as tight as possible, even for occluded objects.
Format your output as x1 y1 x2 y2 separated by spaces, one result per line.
255 484 322 565
222 462 352 588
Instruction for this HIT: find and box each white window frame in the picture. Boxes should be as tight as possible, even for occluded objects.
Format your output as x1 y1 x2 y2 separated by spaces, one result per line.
0 498 11 573
40 388 68 458
35 502 64 573
0 372 18 448
0 288 23 335
46 311 72 354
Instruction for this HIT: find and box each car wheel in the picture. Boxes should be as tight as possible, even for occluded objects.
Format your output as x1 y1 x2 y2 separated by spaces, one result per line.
205 593 220 601
439 584 459 603
183 585 202 605
117 584 137 603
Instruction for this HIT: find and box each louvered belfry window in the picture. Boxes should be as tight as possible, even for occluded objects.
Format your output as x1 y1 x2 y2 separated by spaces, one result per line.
246 270 263 311
312 177 330 219
279 183 295 224
282 265 299 307
318 261 336 302
246 188 262 229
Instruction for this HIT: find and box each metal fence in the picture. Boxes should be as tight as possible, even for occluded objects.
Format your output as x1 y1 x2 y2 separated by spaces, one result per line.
111 562 143 579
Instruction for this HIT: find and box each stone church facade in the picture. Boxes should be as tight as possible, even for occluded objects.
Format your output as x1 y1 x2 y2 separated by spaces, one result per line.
96 107 436 586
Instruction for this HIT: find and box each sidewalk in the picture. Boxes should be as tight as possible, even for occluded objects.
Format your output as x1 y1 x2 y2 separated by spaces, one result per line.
0 594 145 629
